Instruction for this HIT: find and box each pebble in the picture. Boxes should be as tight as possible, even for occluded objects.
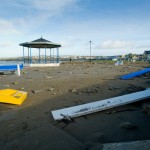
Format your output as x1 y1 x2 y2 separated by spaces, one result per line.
109 87 113 90
22 71 27 74
48 87 55 91
83 88 99 93
120 122 137 129
44 76 52 79
69 88 77 93
68 72 72 74
51 93 56 95
109 86 120 90
32 90 45 93
142 104 150 115
58 89 62 92
3 84 10 87
12 81 18 85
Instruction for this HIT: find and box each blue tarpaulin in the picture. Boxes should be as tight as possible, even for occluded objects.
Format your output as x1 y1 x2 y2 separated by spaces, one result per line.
0 64 23 71
120 68 150 80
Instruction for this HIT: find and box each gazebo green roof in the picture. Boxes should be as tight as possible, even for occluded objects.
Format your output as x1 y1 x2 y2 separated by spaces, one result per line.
19 37 61 48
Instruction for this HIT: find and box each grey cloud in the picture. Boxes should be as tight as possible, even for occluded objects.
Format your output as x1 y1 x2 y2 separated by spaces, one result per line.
97 40 135 49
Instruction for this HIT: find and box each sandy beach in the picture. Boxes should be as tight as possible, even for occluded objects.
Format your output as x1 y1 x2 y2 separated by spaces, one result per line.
0 61 150 150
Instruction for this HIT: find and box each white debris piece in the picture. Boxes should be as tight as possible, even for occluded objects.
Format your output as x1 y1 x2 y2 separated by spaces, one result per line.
52 89 150 120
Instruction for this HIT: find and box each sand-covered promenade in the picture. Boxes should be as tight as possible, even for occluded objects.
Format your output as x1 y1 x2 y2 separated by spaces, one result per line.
0 61 150 150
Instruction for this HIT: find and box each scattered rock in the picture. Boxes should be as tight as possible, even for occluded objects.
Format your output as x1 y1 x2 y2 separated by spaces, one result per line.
3 84 10 87
20 87 25 90
48 87 55 91
68 72 72 74
12 81 18 85
51 93 56 95
109 87 113 90
69 88 77 93
109 86 120 90
83 88 100 93
34 69 40 72
22 71 27 74
142 103 150 115
44 76 52 79
121 85 145 95
120 122 137 129
58 89 62 92
32 90 46 94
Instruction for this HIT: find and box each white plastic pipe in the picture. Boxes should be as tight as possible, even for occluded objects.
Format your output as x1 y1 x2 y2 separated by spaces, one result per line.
17 64 20 76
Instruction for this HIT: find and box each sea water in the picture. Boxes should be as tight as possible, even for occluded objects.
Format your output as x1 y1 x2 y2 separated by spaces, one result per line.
0 61 23 65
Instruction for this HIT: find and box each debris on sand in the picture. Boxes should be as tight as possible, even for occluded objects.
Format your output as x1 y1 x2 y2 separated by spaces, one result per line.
120 122 137 129
32 90 46 94
48 87 55 91
43 76 53 79
81 87 101 94
52 89 150 120
3 84 10 87
120 68 150 80
69 88 78 93
12 81 18 85
121 85 145 95
142 103 150 115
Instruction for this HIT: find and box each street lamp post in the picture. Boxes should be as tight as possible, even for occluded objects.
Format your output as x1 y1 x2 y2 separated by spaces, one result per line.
90 41 91 61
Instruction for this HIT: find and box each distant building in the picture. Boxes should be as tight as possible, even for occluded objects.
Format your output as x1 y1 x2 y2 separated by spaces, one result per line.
143 50 150 61
144 50 150 55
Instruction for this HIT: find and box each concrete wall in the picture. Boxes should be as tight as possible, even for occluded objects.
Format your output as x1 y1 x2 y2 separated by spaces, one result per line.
24 63 60 67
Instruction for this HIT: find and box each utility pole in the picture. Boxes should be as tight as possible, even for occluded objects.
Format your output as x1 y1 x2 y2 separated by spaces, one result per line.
90 41 91 61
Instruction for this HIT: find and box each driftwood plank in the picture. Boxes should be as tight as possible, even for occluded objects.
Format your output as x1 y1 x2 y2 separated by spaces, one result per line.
52 89 150 120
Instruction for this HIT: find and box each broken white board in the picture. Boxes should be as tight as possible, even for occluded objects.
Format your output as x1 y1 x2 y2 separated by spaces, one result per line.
51 89 150 120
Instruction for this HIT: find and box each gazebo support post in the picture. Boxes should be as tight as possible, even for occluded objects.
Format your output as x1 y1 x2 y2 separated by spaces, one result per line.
57 48 59 63
45 46 47 63
28 47 29 64
50 48 51 63
53 49 54 63
30 46 32 64
23 46 25 64
39 48 40 63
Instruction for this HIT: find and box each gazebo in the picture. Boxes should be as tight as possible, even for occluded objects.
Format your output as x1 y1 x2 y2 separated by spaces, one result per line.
19 37 61 67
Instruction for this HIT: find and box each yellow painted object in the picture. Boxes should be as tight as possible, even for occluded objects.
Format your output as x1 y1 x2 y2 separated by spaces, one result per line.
0 89 27 105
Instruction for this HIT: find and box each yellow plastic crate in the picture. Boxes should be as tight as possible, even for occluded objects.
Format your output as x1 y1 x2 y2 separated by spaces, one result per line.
0 89 27 105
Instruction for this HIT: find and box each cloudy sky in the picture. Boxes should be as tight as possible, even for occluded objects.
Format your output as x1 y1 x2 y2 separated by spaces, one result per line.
0 0 150 57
